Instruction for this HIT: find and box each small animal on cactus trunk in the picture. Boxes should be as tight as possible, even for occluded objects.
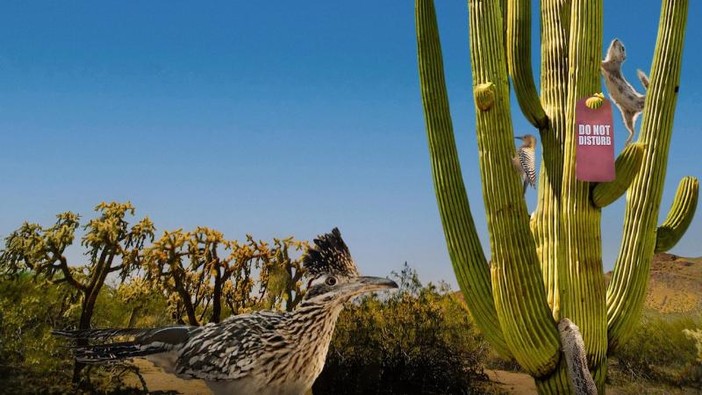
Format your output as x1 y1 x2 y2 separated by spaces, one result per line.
601 38 650 146
558 319 597 395
513 134 537 194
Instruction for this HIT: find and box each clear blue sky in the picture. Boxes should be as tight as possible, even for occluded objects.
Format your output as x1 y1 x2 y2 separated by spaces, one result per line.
0 2 700 286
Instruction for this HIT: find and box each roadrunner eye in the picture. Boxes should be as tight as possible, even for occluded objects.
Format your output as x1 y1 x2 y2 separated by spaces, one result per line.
325 276 337 286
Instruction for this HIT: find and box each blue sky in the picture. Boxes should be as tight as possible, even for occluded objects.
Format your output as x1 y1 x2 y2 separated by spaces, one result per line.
0 2 700 286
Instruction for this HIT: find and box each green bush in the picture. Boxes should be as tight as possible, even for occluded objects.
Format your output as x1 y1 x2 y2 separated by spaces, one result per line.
0 274 76 393
313 264 492 395
611 313 702 389
0 274 172 394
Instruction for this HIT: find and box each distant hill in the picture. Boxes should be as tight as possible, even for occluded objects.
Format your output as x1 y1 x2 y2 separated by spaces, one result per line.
622 253 702 315
454 254 702 315
601 253 702 314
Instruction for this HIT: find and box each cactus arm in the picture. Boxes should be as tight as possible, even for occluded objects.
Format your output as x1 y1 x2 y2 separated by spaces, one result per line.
529 0 572 322
534 0 571 194
558 0 609 391
655 176 699 253
500 0 509 71
507 0 549 129
415 0 510 356
591 143 646 208
467 0 561 377
607 0 689 350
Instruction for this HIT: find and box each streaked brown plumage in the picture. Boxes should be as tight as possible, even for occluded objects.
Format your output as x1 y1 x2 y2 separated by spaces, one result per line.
54 228 397 395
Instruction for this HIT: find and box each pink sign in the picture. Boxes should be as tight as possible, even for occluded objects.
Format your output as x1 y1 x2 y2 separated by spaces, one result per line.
575 97 615 182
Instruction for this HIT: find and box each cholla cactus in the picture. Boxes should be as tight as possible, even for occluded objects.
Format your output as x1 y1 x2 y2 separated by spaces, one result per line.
415 0 698 393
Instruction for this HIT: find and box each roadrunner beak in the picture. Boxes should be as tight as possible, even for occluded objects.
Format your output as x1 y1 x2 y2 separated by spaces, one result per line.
347 276 398 295
515 136 524 140
340 277 398 298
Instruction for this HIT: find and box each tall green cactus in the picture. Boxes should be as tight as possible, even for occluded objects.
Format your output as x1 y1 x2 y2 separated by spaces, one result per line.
416 0 698 393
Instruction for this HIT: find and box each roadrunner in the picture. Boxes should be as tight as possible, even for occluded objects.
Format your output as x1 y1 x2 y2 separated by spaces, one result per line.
54 228 398 395
513 134 537 194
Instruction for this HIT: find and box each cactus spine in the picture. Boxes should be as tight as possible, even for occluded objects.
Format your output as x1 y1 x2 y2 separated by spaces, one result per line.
415 0 695 393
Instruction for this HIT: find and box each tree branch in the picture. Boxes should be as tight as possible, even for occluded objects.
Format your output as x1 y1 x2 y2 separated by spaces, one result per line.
55 253 87 292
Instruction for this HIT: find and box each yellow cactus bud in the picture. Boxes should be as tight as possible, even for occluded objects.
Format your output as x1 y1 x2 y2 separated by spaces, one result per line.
474 82 496 111
585 93 605 109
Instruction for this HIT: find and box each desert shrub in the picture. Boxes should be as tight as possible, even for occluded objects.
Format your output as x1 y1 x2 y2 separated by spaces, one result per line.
0 273 172 394
0 274 76 393
683 328 702 362
313 264 492 395
680 328 702 389
612 313 702 389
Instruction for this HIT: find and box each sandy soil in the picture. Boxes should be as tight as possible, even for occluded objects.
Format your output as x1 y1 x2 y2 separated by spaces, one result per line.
123 363 559 395
486 370 538 394
485 370 650 395
124 359 212 394
127 362 545 395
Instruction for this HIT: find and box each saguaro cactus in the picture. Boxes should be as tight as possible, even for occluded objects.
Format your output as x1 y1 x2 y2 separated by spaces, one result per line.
416 0 698 393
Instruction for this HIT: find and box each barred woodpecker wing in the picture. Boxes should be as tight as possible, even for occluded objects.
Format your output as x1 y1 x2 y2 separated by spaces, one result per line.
175 311 287 381
519 148 537 188
303 228 359 277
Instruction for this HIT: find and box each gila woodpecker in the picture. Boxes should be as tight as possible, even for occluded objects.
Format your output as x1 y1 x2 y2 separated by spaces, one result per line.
513 134 537 194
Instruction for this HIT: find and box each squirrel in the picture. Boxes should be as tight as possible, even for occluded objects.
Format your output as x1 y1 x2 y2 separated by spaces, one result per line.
601 39 649 145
